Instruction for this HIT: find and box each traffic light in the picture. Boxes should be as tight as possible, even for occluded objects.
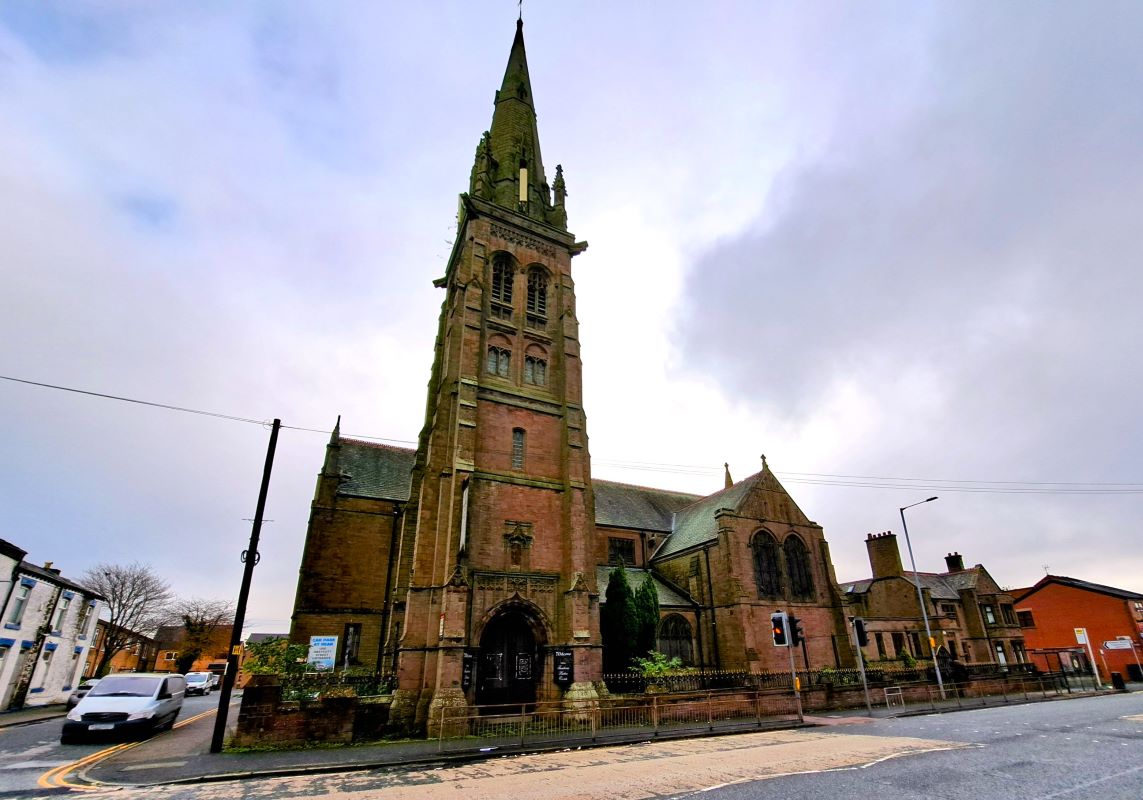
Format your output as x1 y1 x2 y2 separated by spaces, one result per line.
853 617 869 647
771 612 788 647
788 615 804 647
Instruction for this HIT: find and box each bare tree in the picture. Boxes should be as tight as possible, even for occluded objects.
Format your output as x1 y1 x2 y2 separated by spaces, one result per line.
82 562 173 677
166 597 235 673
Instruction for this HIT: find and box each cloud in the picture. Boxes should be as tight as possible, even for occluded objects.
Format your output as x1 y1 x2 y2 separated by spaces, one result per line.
673 3 1143 585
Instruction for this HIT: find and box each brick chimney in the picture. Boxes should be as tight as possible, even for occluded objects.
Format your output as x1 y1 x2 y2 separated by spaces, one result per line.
945 552 965 572
866 531 903 578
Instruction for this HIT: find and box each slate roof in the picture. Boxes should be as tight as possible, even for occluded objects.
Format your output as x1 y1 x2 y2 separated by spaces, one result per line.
593 480 701 532
246 632 289 644
652 476 756 560
842 570 983 601
595 566 696 608
336 440 417 501
18 562 103 599
1016 575 1143 602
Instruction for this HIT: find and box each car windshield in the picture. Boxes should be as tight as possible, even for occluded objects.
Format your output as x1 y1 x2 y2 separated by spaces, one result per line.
88 676 160 698
187 675 208 683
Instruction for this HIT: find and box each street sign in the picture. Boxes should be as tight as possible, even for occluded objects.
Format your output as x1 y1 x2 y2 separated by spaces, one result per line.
1103 639 1134 650
1074 627 1088 644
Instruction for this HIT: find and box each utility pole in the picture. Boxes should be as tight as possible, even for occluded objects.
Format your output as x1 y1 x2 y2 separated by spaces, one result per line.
210 419 280 754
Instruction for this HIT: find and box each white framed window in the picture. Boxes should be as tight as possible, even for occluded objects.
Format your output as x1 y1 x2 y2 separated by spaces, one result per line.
7 586 30 626
51 596 70 631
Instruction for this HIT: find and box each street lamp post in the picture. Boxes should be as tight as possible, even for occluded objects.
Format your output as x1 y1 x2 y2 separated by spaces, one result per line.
899 496 945 699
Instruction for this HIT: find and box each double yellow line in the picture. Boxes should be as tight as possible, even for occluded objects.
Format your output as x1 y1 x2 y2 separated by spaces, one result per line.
38 708 217 791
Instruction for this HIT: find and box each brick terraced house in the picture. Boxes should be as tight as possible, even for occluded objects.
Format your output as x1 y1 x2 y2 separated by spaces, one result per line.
290 20 855 732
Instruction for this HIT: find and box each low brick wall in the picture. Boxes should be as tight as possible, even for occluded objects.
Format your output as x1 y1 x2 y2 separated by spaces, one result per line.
231 677 390 749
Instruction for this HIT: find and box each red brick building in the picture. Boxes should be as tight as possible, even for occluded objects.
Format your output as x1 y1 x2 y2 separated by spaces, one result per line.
290 20 855 732
1012 576 1143 681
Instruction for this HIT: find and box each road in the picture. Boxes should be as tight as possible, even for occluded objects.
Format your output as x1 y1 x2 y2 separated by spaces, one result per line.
11 691 1142 798
0 693 220 798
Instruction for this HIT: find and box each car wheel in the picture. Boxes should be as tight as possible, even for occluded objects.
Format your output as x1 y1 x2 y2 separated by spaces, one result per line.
60 735 77 745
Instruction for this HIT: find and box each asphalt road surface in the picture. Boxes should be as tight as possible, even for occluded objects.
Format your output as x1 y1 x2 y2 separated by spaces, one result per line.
37 690 1140 799
0 693 219 798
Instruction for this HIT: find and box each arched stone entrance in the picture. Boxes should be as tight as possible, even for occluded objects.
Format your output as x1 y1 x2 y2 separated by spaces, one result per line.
476 604 547 708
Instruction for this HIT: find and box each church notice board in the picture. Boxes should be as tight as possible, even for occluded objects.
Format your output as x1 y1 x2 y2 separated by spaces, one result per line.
461 651 475 689
553 649 574 685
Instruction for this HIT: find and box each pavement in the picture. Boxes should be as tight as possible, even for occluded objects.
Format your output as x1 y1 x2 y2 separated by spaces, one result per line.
54 681 1141 789
0 703 68 729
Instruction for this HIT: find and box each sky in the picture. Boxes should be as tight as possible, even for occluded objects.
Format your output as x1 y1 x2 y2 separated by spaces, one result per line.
2 2 1141 637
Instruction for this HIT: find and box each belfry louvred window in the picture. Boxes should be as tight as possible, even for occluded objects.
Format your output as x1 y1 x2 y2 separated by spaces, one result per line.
526 268 547 327
491 255 514 320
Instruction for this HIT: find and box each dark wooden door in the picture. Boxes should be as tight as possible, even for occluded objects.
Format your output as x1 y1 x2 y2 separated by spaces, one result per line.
477 610 537 708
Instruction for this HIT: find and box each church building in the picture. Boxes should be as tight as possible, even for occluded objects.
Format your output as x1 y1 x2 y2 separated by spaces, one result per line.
290 19 855 733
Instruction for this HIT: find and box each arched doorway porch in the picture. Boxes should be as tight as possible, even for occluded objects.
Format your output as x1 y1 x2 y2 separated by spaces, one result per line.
476 603 548 709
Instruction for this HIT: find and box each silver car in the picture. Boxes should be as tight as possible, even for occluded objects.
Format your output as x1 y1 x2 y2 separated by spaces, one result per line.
66 678 100 710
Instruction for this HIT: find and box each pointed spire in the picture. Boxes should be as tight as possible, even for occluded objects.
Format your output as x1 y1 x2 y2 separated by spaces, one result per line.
330 415 341 445
470 18 566 229
724 462 733 489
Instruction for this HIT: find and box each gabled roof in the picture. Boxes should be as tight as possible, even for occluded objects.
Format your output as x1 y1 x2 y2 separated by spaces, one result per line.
246 632 289 645
18 562 103 599
1016 575 1143 603
593 480 701 532
336 439 416 501
595 566 696 608
652 467 812 561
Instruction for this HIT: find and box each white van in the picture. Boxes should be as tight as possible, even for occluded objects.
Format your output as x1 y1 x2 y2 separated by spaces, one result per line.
184 671 213 696
61 673 185 743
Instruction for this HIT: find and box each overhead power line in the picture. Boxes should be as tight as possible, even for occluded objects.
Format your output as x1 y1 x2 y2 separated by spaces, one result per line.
4 373 1141 495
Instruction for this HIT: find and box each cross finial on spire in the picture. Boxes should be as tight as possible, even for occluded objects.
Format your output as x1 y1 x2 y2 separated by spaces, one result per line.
761 454 768 470
724 462 733 489
518 0 523 22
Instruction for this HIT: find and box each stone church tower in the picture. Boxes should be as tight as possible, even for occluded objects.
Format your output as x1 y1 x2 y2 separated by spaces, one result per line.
388 19 599 732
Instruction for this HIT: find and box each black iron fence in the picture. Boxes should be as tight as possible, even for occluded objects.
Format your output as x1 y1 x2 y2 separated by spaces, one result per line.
602 662 1037 695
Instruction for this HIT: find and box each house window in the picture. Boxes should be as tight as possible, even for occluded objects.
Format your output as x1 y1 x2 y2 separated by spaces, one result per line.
51 596 71 632
751 532 782 598
783 536 815 600
1001 605 1017 625
526 268 548 327
948 639 958 659
491 254 514 319
994 641 1008 667
7 586 30 626
875 632 886 659
659 615 693 666
1012 641 1027 664
511 428 525 470
910 631 923 656
608 537 635 566
486 346 511 377
76 603 91 635
940 603 957 618
524 354 547 386
1017 610 1035 628
982 605 996 625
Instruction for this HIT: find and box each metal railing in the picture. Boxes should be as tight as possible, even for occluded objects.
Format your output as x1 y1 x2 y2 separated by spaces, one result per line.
431 688 802 754
877 673 1100 714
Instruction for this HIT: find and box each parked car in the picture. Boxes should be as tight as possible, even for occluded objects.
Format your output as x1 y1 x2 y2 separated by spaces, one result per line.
66 678 100 710
61 673 185 743
184 672 213 696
